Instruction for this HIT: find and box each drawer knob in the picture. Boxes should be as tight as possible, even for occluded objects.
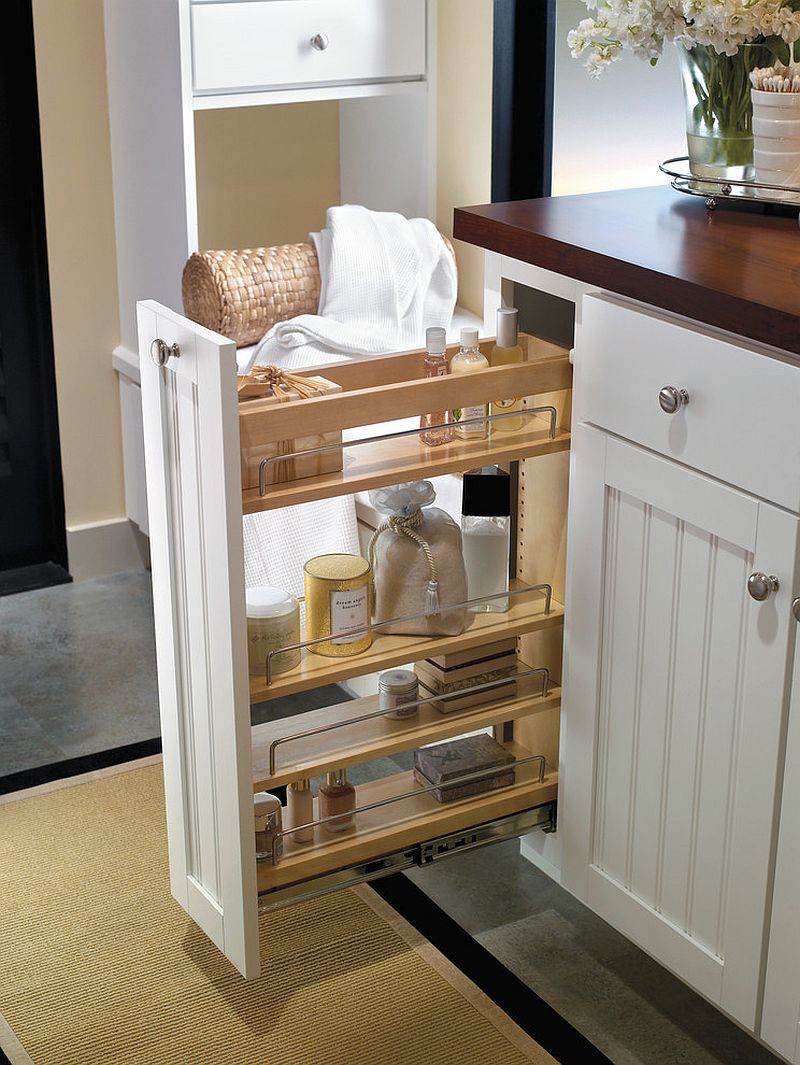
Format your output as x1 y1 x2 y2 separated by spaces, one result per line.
150 338 180 367
310 32 330 51
748 572 780 602
658 385 689 414
793 597 800 623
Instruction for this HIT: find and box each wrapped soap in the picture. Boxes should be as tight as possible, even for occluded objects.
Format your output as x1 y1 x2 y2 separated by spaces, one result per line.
367 481 468 636
415 639 518 713
414 734 515 804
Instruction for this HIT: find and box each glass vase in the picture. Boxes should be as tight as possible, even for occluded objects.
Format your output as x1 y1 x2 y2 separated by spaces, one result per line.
678 42 772 181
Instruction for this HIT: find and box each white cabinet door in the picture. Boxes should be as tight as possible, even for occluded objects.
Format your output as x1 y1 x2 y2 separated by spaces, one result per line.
561 424 799 1030
762 639 800 1063
138 301 260 978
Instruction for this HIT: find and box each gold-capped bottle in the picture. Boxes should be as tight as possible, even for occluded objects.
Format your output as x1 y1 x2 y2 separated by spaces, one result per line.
490 308 525 432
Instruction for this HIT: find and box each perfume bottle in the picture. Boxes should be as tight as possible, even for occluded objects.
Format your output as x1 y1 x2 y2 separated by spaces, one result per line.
490 308 525 433
420 327 454 446
286 778 314 844
461 467 511 613
450 328 489 439
318 769 356 833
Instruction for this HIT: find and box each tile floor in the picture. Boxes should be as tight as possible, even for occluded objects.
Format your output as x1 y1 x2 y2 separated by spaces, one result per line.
0 569 783 1065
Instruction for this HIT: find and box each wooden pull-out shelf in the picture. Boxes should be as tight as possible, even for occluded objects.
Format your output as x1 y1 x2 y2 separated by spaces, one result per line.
249 581 564 702
257 741 557 893
244 415 570 513
239 334 572 515
252 672 561 790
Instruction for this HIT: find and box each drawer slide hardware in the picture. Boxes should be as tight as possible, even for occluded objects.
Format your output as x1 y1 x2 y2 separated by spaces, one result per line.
258 803 555 912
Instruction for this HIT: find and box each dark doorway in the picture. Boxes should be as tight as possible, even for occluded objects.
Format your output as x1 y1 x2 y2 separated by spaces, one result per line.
0 0 69 595
492 0 556 202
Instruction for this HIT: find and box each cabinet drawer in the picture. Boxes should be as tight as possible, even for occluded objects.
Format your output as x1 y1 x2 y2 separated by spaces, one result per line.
577 295 800 511
191 0 427 96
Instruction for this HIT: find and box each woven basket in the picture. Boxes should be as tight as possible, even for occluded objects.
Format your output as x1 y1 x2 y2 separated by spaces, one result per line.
182 236 457 348
182 244 322 347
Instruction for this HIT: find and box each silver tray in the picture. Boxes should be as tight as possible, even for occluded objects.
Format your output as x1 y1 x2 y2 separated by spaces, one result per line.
660 156 800 213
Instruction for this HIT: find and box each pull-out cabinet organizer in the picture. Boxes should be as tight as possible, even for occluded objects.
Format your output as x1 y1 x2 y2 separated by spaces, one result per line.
138 301 572 977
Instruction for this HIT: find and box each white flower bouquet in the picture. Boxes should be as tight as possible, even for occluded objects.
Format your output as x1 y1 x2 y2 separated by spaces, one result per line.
569 1 800 174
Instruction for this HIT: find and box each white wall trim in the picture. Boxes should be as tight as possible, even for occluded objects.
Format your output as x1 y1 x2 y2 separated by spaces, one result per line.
67 517 149 582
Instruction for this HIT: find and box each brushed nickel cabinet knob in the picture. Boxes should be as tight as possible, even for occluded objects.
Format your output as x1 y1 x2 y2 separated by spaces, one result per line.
659 385 690 414
748 572 780 601
792 597 800 623
310 32 330 50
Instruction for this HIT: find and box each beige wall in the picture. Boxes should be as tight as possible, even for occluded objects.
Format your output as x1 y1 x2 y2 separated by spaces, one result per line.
195 103 341 250
31 0 124 529
31 0 492 531
436 0 493 317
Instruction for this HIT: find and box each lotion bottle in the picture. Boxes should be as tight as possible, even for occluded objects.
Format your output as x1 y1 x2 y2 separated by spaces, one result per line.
490 308 525 433
461 467 511 613
286 778 314 844
450 328 489 439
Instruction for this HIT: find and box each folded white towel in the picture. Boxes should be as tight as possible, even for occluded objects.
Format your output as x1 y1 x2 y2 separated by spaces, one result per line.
245 205 457 370
242 206 457 600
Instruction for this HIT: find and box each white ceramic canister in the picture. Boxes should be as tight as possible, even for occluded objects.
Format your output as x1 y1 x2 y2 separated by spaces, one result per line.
751 89 800 201
245 586 301 677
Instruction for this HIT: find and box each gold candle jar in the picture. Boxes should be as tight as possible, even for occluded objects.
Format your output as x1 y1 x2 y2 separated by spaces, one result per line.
303 553 373 657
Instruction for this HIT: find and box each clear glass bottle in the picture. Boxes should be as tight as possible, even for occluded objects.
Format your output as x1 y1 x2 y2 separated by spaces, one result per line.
286 778 314 844
461 467 511 613
420 327 454 446
450 327 489 439
490 308 525 433
318 768 356 833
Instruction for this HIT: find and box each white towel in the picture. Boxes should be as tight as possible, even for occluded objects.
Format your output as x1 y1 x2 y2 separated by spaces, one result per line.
244 205 457 370
242 207 457 602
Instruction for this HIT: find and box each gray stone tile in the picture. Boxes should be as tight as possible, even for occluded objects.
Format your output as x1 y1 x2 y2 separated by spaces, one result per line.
0 693 68 775
0 570 159 765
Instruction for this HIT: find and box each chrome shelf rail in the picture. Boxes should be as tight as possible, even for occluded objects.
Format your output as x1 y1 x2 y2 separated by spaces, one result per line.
258 404 559 496
266 751 547 864
263 582 553 686
266 666 551 776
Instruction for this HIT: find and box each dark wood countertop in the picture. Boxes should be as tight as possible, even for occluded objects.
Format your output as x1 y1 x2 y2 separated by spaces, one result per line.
453 186 800 356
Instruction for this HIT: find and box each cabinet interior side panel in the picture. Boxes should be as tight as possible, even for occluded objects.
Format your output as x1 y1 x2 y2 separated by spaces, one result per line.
167 369 222 903
593 489 752 957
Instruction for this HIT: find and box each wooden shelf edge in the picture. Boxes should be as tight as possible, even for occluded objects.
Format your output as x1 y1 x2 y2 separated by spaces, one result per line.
249 587 565 702
251 674 562 790
257 743 557 892
242 426 571 515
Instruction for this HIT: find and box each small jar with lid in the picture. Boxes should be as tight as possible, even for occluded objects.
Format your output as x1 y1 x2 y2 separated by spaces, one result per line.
254 792 283 862
303 554 372 657
246 586 301 677
379 668 419 720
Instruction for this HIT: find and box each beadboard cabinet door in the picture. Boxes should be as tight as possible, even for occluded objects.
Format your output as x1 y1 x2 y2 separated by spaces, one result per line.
762 638 800 1063
560 424 799 1031
138 301 260 979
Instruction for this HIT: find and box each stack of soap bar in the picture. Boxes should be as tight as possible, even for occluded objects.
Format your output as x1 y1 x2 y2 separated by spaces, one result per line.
414 639 517 713
414 734 516 804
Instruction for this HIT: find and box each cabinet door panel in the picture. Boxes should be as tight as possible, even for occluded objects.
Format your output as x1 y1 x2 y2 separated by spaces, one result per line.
138 301 259 979
762 639 800 1063
562 425 798 1029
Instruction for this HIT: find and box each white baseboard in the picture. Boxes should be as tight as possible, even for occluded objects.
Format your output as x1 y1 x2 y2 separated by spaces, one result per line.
520 830 562 885
67 517 150 582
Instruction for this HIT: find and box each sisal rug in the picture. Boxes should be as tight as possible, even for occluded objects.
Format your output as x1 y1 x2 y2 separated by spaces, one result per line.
0 759 554 1065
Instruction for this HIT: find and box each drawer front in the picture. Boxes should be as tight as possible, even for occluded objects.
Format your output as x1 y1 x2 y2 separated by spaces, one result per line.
191 0 427 95
576 295 800 511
